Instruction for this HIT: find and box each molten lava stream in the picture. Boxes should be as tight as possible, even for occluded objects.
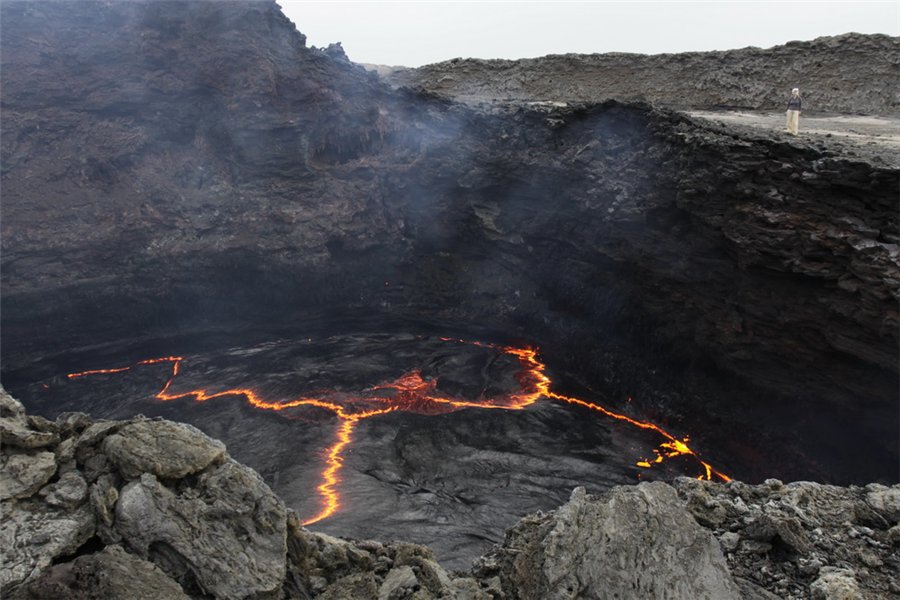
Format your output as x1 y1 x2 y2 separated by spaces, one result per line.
64 339 729 526
304 419 355 526
438 338 729 482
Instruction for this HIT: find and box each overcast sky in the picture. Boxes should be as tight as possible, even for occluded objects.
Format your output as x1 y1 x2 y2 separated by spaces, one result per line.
278 1 899 67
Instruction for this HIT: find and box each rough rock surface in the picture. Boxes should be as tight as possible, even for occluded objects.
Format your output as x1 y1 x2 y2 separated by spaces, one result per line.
3 393 899 599
0 393 96 593
1 391 58 450
114 464 286 598
102 420 226 480
0 504 96 594
1 451 57 500
674 478 900 599
476 484 742 599
17 544 190 600
380 33 900 114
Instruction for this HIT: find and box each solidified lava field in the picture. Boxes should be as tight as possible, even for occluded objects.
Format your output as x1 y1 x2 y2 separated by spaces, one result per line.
10 329 729 568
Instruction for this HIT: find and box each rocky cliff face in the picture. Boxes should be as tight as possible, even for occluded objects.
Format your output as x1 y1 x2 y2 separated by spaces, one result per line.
0 0 405 351
3 391 899 599
380 33 900 114
2 2 898 489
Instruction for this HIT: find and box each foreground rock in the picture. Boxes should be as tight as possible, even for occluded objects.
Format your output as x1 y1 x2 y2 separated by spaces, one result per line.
0 389 482 600
20 545 190 600
2 390 898 599
477 484 743 599
675 477 900 599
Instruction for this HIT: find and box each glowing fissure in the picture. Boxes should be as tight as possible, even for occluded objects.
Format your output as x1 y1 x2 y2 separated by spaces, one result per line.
64 337 729 525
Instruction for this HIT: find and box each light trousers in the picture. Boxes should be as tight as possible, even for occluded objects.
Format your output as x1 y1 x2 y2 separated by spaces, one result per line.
786 109 800 134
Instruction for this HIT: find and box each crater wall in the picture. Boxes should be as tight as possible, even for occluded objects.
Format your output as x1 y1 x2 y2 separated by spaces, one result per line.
1 1 898 484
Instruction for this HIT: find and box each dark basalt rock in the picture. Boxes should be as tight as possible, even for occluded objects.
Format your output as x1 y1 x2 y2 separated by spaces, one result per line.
381 33 900 115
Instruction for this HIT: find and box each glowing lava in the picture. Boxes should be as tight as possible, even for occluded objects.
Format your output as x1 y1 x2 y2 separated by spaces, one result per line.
64 337 729 525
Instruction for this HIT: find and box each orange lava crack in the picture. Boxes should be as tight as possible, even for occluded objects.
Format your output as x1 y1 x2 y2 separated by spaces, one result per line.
65 338 729 525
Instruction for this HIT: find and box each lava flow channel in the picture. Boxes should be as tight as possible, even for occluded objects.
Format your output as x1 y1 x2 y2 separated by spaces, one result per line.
65 338 729 525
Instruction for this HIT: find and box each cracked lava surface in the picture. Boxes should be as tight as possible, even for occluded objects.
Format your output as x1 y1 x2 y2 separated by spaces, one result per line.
65 336 729 526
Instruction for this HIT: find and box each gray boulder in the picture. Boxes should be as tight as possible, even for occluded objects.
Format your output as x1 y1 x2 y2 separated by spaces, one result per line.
865 484 900 523
0 389 26 418
102 420 226 480
114 460 287 598
15 544 190 600
0 390 58 450
810 567 862 600
1 451 57 500
0 503 95 594
39 471 88 509
485 483 742 600
378 565 417 600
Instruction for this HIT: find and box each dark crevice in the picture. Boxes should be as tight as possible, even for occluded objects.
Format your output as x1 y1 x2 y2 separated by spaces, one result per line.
51 535 105 565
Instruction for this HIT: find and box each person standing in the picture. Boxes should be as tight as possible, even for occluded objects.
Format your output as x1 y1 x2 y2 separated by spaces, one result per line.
786 88 802 135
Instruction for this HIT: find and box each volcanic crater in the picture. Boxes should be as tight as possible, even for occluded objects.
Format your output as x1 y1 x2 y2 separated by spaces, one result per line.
2 0 898 573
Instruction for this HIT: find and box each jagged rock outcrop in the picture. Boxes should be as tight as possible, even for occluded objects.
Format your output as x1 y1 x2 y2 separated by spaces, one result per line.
475 484 743 599
114 462 287 598
0 391 96 593
674 477 900 599
3 392 899 599
20 545 190 600
102 420 226 480
380 33 900 114
1 389 484 599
